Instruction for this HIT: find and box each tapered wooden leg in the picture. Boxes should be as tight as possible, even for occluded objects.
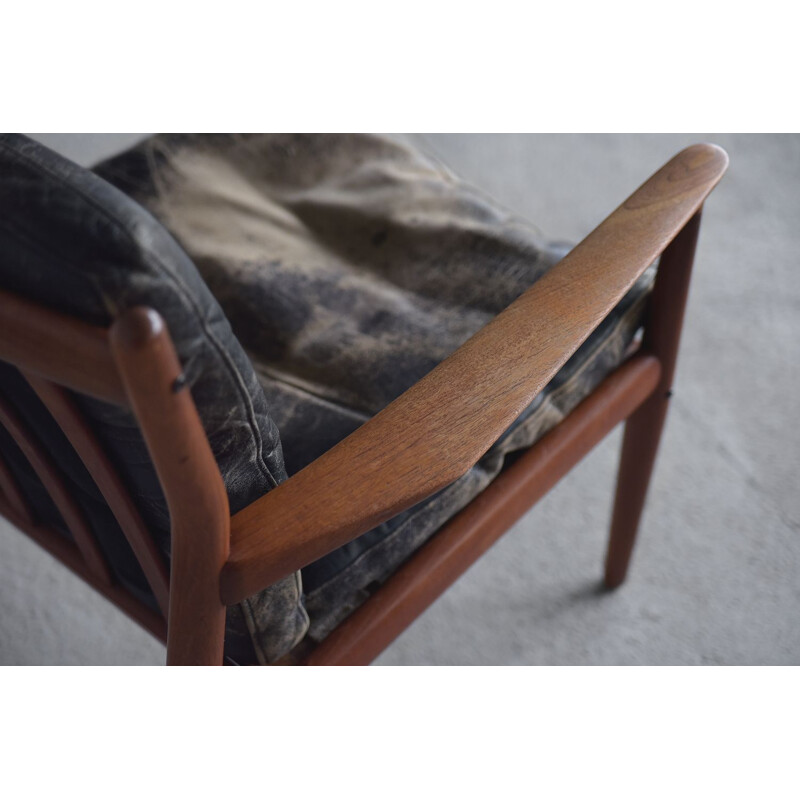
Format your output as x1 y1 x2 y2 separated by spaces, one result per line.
604 209 703 588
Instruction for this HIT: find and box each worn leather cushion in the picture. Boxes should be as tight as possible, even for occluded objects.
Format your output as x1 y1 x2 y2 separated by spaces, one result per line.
96 134 653 653
0 134 307 664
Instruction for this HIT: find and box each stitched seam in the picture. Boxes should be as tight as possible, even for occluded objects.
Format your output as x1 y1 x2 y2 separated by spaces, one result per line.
251 360 372 422
3 146 281 490
240 572 310 665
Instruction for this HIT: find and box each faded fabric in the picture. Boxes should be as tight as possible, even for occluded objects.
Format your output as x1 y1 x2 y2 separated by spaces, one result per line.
0 134 305 665
96 134 653 653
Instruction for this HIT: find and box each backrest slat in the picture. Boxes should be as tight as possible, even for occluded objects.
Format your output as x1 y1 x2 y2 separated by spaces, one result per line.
0 133 299 663
0 391 113 583
26 373 170 616
0 447 32 525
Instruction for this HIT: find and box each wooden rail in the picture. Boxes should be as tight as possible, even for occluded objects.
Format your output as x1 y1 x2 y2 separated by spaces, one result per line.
222 143 729 606
305 353 661 665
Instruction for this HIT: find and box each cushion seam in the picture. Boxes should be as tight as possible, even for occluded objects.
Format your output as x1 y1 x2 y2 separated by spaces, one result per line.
3 145 281 491
304 285 651 601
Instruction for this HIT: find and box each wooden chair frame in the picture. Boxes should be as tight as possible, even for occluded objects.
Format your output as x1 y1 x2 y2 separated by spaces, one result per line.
0 144 728 665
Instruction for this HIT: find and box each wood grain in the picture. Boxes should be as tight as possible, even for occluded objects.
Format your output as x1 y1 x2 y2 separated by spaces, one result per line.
605 210 703 588
0 289 127 406
222 143 729 605
110 308 230 666
0 393 113 584
26 374 171 615
305 354 661 665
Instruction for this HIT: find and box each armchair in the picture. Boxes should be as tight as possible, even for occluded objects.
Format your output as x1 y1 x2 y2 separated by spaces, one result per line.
0 134 727 665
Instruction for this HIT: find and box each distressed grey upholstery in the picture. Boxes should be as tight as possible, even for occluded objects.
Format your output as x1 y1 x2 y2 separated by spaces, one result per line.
96 134 653 656
0 134 652 664
0 134 305 664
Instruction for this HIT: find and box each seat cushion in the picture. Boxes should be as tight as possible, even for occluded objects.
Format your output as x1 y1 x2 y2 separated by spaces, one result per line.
96 134 653 653
0 134 307 664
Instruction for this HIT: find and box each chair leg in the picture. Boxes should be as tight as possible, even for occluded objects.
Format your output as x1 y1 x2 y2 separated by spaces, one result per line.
604 395 669 588
604 209 703 589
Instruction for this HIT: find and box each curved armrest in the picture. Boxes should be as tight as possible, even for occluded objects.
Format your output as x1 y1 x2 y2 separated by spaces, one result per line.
221 143 728 604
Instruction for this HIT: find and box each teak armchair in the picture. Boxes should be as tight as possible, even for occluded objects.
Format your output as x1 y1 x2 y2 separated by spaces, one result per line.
0 139 728 665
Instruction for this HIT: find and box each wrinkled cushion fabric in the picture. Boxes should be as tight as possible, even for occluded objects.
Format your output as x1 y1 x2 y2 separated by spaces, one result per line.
0 134 307 664
96 134 653 650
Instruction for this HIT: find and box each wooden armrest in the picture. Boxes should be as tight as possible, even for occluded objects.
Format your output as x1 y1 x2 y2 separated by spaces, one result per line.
221 143 728 604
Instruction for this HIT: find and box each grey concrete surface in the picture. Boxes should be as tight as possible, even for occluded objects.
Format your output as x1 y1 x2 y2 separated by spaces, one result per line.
1 133 798 665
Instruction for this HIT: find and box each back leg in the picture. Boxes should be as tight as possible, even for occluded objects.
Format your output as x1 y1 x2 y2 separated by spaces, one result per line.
605 210 702 588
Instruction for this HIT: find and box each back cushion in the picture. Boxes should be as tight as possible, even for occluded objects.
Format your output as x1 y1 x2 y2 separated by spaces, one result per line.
0 134 307 664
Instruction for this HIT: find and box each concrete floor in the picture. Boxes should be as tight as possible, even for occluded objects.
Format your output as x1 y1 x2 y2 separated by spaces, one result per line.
1 133 798 665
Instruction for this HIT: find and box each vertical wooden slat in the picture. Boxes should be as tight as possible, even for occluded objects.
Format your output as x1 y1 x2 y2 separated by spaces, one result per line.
0 449 34 525
0 394 113 584
25 374 170 616
0 496 167 643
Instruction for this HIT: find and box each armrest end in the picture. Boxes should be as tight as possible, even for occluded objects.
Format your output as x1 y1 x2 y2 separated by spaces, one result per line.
222 143 728 604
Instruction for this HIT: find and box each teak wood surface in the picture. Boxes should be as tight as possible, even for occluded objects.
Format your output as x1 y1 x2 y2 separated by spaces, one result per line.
26 374 171 614
222 143 728 605
109 310 231 666
0 143 728 665
304 353 661 666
